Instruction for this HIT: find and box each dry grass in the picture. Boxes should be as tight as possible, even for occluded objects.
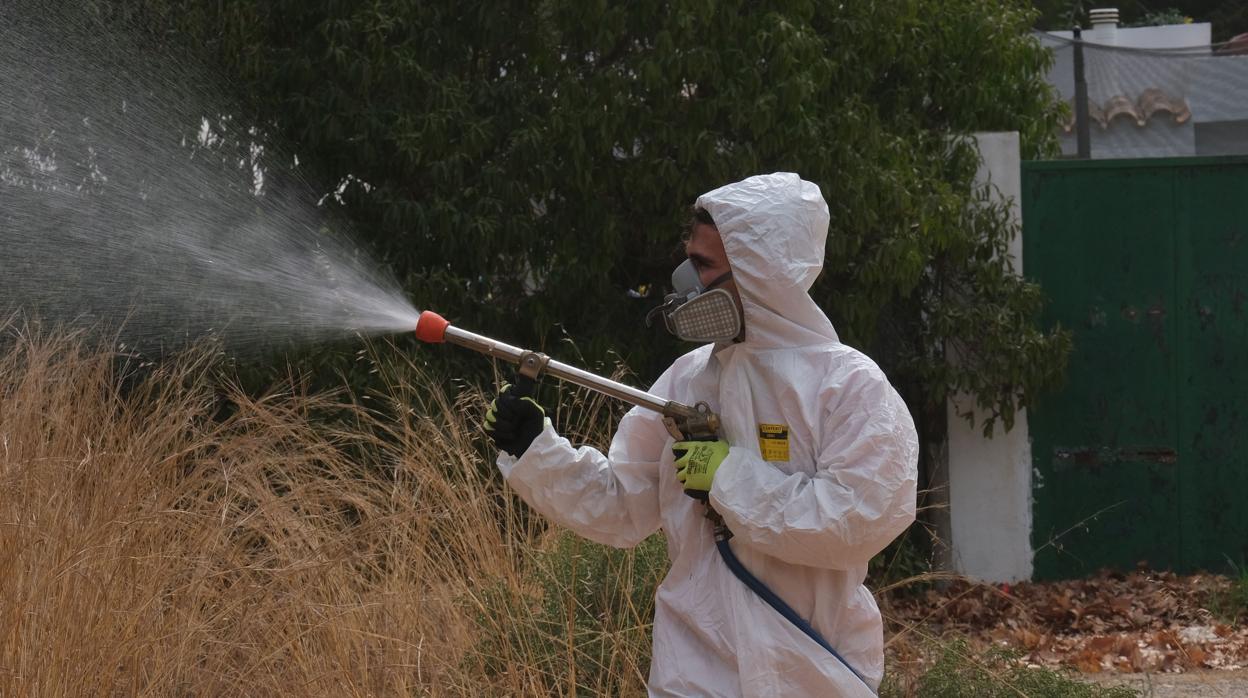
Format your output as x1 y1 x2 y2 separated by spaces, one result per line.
0 325 1126 697
0 325 654 696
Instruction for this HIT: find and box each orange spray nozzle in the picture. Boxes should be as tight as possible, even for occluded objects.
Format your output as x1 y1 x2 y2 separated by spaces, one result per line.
414 310 449 343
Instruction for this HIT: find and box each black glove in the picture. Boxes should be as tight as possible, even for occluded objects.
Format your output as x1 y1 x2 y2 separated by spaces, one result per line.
484 383 547 458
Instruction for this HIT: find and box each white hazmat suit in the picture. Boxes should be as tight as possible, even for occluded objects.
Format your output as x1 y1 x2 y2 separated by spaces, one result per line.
497 173 918 696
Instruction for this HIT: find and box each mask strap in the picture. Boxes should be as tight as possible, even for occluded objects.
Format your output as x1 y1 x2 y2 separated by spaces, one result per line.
704 271 732 291
643 301 670 328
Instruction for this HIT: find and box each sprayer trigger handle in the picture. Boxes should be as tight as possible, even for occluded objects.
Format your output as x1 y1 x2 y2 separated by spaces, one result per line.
662 416 685 441
663 415 718 442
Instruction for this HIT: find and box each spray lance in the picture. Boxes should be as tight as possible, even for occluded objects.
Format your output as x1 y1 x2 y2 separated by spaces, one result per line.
413 310 721 442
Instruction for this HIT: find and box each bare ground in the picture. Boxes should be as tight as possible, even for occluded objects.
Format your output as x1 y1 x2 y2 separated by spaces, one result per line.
1090 669 1248 697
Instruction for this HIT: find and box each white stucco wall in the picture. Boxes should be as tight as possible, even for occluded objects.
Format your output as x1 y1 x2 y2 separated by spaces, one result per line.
1044 23 1212 101
946 132 1033 583
1039 23 1236 158
1046 22 1210 51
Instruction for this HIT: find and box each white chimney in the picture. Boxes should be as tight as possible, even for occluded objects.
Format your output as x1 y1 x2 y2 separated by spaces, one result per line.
1089 8 1120 44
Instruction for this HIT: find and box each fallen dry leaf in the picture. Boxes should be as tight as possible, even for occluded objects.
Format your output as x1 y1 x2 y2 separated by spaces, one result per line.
883 566 1248 676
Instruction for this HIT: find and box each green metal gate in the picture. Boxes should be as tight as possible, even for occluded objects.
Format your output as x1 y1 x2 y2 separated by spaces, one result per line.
1023 155 1248 580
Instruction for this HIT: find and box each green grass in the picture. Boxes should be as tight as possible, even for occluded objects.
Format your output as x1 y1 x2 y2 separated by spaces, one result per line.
882 640 1139 698
1207 559 1248 623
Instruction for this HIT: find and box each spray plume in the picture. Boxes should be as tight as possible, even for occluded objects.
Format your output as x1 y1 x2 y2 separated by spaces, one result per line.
0 3 420 355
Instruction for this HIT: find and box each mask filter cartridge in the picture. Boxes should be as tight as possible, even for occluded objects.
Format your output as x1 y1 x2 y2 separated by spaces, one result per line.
646 259 742 343
664 288 741 343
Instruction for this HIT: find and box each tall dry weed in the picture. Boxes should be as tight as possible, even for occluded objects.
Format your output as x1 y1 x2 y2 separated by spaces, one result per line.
0 326 1134 698
0 327 657 696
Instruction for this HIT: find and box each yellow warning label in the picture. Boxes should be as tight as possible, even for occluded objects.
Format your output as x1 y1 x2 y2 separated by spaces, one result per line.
758 423 790 462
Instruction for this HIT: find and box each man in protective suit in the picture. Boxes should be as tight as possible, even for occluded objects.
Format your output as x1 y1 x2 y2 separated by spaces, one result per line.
485 172 918 696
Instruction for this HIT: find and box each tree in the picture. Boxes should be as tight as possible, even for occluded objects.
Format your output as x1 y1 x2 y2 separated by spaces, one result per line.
89 0 1070 437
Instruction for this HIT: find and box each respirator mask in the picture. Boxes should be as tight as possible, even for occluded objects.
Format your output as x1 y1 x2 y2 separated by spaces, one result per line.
645 259 742 343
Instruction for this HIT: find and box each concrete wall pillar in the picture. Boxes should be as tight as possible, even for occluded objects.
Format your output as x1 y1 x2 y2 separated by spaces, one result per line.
946 131 1034 583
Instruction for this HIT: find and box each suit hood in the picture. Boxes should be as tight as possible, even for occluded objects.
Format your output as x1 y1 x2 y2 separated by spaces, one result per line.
695 172 839 348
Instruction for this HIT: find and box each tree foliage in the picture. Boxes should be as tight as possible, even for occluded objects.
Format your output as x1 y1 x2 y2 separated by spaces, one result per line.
94 0 1070 433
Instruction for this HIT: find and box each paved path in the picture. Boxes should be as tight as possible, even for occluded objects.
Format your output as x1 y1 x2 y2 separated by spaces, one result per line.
1091 670 1248 697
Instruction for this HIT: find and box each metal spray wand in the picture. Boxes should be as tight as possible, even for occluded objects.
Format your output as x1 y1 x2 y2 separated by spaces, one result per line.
413 310 720 441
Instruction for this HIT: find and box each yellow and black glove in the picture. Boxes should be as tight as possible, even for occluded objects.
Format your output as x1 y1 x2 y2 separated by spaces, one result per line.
485 383 547 458
672 439 729 501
